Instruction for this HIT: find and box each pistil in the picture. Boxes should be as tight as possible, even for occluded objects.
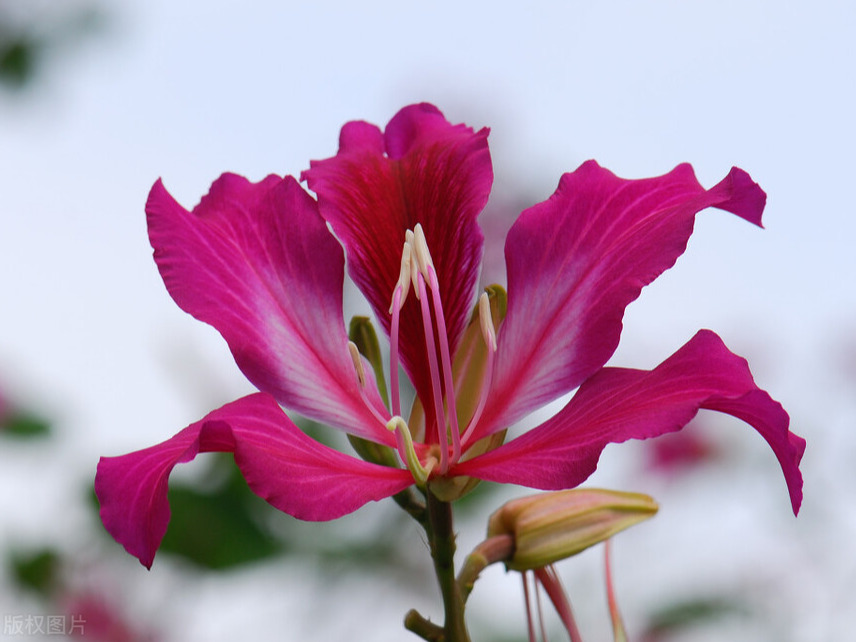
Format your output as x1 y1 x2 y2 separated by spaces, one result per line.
387 416 434 485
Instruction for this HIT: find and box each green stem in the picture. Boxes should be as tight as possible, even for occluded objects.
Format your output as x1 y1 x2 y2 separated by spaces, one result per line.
392 487 429 530
426 487 470 642
404 610 444 641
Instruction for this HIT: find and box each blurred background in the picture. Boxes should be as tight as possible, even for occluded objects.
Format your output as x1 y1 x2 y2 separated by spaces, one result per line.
1 0 853 640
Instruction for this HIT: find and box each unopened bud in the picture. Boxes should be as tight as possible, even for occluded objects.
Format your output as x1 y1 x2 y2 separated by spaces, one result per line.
487 488 658 571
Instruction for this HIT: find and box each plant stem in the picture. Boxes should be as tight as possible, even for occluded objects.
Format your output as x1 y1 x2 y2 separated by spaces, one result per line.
426 487 470 642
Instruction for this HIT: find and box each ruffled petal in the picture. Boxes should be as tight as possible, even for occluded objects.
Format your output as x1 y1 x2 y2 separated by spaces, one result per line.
302 104 492 413
95 394 413 568
454 330 804 515
147 174 391 444
478 163 766 437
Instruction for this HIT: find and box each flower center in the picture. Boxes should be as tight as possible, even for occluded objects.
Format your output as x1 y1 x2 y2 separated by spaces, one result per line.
387 224 497 476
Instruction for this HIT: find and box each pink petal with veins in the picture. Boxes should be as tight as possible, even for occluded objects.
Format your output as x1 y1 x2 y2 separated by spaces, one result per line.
95 393 412 568
478 163 766 438
147 174 391 444
456 330 804 515
303 104 492 416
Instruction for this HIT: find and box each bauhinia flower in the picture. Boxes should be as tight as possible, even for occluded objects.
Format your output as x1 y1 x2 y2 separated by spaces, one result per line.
96 104 805 569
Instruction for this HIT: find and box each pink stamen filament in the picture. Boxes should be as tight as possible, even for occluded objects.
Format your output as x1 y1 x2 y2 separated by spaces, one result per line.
349 341 391 430
460 340 495 447
359 384 393 429
605 540 628 642
461 292 498 447
535 575 548 642
425 264 461 464
416 272 449 473
534 566 583 642
523 573 537 642
389 286 403 418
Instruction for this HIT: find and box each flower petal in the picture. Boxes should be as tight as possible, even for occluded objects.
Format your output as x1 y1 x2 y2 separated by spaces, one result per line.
147 174 391 444
95 393 413 568
302 104 492 412
478 163 767 437
454 330 805 515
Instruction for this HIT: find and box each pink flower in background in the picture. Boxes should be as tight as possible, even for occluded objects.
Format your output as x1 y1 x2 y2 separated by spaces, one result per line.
96 104 805 568
62 592 156 642
644 425 720 476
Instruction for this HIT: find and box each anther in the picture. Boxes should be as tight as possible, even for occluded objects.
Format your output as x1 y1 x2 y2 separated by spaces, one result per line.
389 242 412 314
412 223 435 277
405 230 420 298
348 340 391 428
478 292 497 351
348 341 366 387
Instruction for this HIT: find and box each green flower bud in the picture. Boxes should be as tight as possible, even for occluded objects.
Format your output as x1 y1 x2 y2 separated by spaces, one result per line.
487 488 658 571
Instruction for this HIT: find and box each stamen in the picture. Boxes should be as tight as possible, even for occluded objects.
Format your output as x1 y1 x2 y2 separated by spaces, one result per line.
388 242 412 314
347 341 366 388
522 573 537 642
411 224 434 277
389 242 412 418
405 230 419 297
427 265 461 463
413 224 461 465
478 291 498 351
348 341 389 428
386 416 432 486
534 567 583 642
605 540 628 642
416 271 449 473
461 292 498 446
535 576 547 642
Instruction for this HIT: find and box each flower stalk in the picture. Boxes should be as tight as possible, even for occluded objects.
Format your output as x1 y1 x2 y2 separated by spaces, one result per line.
426 489 470 642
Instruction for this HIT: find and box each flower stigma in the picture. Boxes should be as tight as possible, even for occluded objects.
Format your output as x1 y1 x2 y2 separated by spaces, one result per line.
386 415 434 486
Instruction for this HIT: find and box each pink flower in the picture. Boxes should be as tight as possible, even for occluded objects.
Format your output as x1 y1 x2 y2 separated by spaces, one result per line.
96 104 805 568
